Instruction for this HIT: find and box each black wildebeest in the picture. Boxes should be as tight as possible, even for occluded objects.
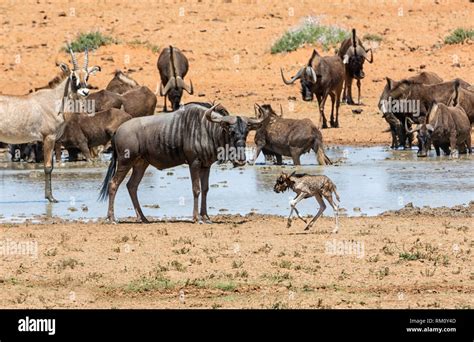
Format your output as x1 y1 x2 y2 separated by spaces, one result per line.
378 71 443 149
99 102 267 223
157 46 194 111
448 82 474 125
406 102 471 157
9 143 44 163
250 104 331 165
55 109 132 161
337 29 373 105
106 70 139 94
281 49 344 128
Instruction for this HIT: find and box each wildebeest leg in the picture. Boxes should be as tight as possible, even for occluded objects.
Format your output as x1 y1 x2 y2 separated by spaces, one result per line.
318 94 329 129
78 141 92 161
287 193 307 228
127 159 150 223
290 148 302 165
189 162 201 223
275 154 283 165
334 87 342 128
324 194 339 234
346 77 355 105
329 93 336 128
54 142 62 162
356 79 362 105
43 135 57 203
449 131 458 157
199 167 212 224
163 96 168 112
107 164 132 223
441 144 450 156
466 134 472 154
434 145 441 156
304 193 326 231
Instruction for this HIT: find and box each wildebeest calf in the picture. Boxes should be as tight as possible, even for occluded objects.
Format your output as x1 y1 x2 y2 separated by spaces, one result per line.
274 172 340 233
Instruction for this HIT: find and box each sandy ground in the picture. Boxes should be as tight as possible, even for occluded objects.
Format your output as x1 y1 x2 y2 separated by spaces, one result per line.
0 211 472 309
0 0 472 146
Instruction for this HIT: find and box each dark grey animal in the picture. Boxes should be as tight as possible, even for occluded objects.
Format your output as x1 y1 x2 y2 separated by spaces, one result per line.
99 102 266 223
337 29 373 105
250 104 331 165
106 70 139 94
378 71 443 149
406 102 471 157
274 172 340 233
281 49 344 128
9 143 43 163
157 46 193 111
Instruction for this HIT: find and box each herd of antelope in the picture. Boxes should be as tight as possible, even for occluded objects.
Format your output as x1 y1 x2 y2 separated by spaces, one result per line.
0 28 472 230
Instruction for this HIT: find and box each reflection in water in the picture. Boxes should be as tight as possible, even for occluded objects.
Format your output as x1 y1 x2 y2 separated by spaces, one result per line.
0 146 473 222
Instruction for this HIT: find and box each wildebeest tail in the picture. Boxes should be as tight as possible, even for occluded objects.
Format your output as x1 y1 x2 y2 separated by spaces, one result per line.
315 142 332 165
98 136 117 201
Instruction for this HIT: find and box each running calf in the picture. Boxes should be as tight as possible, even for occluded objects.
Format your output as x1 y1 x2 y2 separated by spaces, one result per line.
274 172 340 233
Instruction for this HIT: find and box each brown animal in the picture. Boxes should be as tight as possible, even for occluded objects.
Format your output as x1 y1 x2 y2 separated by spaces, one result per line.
281 49 344 128
383 78 471 121
406 102 471 157
274 172 340 233
157 46 194 111
55 109 132 161
250 104 331 165
378 71 444 149
448 81 474 124
337 29 373 105
106 70 139 94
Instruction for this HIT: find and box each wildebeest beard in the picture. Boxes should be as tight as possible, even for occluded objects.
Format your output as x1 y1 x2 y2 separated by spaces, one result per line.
348 56 365 79
300 79 314 101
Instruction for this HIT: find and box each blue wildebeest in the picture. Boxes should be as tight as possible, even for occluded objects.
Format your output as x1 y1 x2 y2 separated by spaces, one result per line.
0 48 100 202
99 102 267 223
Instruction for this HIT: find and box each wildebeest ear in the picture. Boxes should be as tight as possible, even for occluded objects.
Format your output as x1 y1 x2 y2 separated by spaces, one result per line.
308 49 320 65
343 54 349 64
88 66 101 75
386 77 394 90
58 63 70 73
426 124 434 132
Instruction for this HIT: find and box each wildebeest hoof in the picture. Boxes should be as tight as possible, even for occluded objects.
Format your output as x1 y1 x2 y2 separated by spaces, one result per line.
304 226 310 231
286 221 292 228
46 196 58 203
141 218 150 224
322 122 329 129
105 218 118 225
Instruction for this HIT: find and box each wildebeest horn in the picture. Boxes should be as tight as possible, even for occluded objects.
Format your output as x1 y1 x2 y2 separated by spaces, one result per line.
160 77 176 96
68 45 78 70
254 103 263 118
84 48 89 70
279 103 283 117
362 48 373 63
205 104 238 125
246 114 270 130
176 76 193 94
281 67 304 85
405 117 420 134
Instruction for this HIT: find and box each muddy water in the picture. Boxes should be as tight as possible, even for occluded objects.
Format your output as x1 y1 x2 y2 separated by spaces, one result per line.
0 146 473 222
